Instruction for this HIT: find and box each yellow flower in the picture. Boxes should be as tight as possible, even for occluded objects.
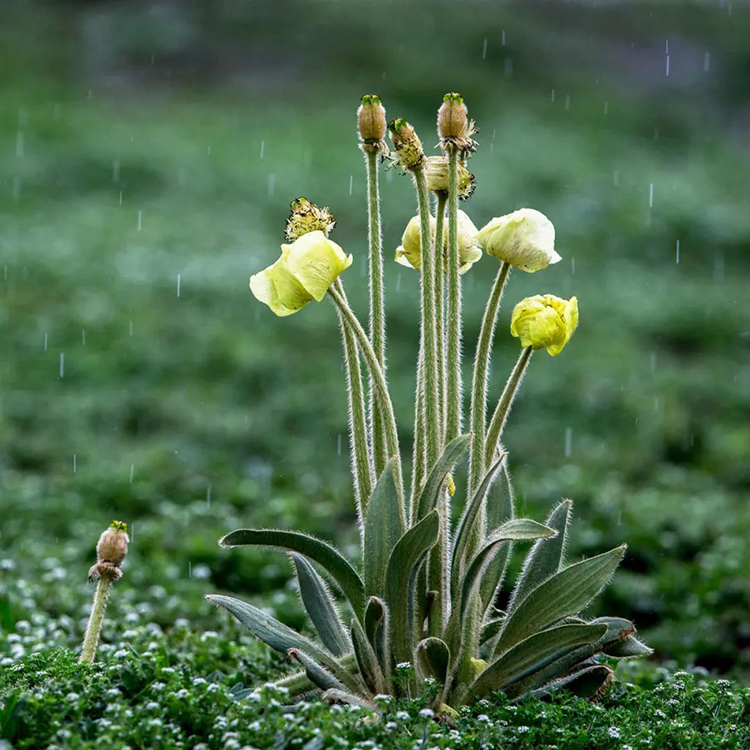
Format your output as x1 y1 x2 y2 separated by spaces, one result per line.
424 156 475 200
395 210 482 275
477 208 561 272
250 231 353 317
510 294 579 356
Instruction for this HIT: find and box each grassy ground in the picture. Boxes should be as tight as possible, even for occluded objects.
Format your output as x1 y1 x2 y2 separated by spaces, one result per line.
1 0 750 746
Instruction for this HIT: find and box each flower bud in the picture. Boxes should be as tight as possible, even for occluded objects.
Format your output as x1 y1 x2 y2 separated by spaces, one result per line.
285 197 336 242
477 208 561 272
89 520 129 581
438 92 468 140
250 231 353 317
395 210 482 275
387 118 424 171
510 294 578 356
357 94 387 143
424 156 475 199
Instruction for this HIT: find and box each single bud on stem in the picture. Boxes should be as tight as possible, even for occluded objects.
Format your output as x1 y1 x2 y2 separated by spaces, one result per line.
358 94 388 156
387 118 425 171
437 92 477 156
79 520 129 664
285 197 337 242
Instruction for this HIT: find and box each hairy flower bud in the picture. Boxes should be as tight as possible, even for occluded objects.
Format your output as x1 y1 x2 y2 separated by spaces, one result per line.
477 208 561 272
437 92 477 155
285 197 336 242
358 94 387 143
510 294 579 356
89 520 129 581
424 156 475 199
387 118 424 171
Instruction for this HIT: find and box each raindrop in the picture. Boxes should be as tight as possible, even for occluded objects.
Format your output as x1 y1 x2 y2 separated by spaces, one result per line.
482 39 488 59
207 146 211 156
81 329 86 346
73 454 77 473
188 562 192 579
44 333 48 351
703 52 711 72
551 89 555 103
564 428 572 458
129 320 134 337
604 101 608 115
129 464 135 483
396 273 402 292
119 191 123 206
648 183 654 208
3 265 6 281
337 434 343 456
675 239 680 264
665 55 670 77
490 143 494 154
650 351 657 373
137 210 143 231
260 140 265 160
177 273 181 298
665 40 669 55
59 352 65 378
571 257 576 276
207 485 212 507
349 175 354 196
501 29 506 46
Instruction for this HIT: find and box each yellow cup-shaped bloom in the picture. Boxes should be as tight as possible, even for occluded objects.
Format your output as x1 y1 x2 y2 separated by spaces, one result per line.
510 294 579 356
395 210 481 275
250 231 353 317
477 208 561 272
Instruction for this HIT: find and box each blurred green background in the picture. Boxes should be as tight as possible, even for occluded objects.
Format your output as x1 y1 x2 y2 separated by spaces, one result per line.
1 0 749 683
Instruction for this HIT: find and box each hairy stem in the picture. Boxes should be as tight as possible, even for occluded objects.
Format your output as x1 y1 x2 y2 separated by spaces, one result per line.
468 262 511 495
335 280 373 517
434 191 448 434
484 346 533 466
446 149 463 444
329 285 404 511
412 168 440 468
79 576 112 664
365 149 388 477
410 340 426 510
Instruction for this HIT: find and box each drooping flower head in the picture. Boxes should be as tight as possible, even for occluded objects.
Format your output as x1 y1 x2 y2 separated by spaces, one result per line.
424 156 475 200
285 197 336 242
250 231 352 317
510 294 579 356
387 118 424 171
357 94 388 156
437 92 478 156
395 210 482 275
477 208 561 272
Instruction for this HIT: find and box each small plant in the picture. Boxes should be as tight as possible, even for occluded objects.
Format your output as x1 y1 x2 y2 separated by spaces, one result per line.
79 520 129 664
207 93 650 711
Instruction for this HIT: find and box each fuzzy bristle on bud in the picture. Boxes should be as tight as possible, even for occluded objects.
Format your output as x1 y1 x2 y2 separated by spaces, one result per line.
387 118 424 171
438 93 468 139
89 520 129 581
285 197 336 242
358 94 387 143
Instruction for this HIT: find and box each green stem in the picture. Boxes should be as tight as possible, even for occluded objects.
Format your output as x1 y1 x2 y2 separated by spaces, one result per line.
484 347 533 466
365 149 387 477
468 262 511 496
434 191 448 436
79 576 112 664
328 285 404 512
334 280 373 517
446 149 463 444
410 339 426 511
412 168 440 468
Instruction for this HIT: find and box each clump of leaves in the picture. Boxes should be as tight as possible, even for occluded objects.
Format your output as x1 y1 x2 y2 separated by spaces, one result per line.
208 92 650 712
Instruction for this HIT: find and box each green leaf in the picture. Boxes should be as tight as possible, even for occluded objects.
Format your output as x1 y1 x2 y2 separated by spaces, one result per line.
322 689 376 710
414 637 451 684
480 463 516 615
507 499 572 616
351 619 385 694
451 455 506 597
364 460 405 599
527 664 614 701
414 434 470 522
220 529 365 616
494 545 626 655
291 554 350 657
288 648 348 693
469 623 608 699
385 511 440 665
605 635 653 658
480 617 504 647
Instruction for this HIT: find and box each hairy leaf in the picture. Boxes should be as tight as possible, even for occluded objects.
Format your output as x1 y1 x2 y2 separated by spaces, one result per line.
351 619 385 694
364 460 405 599
220 529 365 616
494 545 626 655
288 648 348 693
291 554 350 656
527 664 614 702
414 434 470 522
414 637 451 684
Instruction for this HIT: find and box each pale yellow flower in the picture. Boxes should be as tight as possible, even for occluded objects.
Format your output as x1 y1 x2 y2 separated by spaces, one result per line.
477 208 561 272
510 294 579 356
250 231 352 317
395 210 482 275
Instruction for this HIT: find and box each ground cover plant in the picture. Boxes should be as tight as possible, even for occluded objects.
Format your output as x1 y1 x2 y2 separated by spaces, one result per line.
2 0 750 746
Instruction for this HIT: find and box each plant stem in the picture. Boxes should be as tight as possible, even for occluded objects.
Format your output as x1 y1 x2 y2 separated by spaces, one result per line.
412 167 440 468
365 149 387 477
445 149 463 444
434 191 448 434
328 285 404 511
79 576 112 664
468 262 511 496
334 280 373 517
410 340 426 510
484 346 533 466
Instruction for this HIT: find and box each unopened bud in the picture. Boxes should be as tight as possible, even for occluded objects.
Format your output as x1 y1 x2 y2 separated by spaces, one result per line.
285 197 336 242
357 94 387 143
424 156 475 200
387 118 424 171
438 92 468 139
89 520 129 581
